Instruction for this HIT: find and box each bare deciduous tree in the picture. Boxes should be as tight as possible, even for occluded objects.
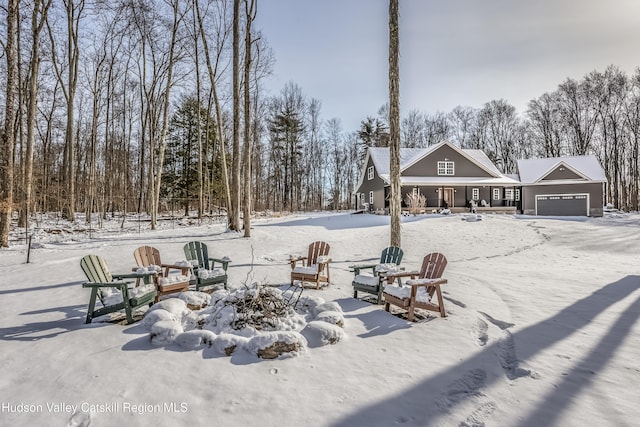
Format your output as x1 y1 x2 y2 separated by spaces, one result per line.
47 0 86 221
21 0 52 230
0 0 19 247
242 0 257 237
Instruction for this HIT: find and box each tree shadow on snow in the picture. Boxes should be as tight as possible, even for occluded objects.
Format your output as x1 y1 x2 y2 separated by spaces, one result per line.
338 297 412 337
330 275 640 427
256 213 436 231
0 280 84 296
0 303 87 341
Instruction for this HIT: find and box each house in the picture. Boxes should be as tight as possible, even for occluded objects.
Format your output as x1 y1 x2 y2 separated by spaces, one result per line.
354 141 606 217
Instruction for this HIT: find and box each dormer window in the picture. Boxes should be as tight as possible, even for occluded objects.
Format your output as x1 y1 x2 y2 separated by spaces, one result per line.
367 166 374 180
437 161 454 176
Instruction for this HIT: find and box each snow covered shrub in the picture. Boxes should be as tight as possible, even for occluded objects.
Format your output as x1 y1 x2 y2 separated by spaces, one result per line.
150 320 184 345
301 321 345 347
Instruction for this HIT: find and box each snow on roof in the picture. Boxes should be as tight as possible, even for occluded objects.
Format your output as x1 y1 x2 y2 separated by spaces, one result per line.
368 143 502 179
368 147 427 176
517 155 607 184
378 175 520 186
464 149 502 176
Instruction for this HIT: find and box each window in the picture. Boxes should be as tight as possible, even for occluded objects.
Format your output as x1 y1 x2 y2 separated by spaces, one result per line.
412 187 418 197
493 188 500 200
367 166 374 180
369 191 374 204
515 189 521 202
437 161 454 176
472 188 479 200
505 189 514 200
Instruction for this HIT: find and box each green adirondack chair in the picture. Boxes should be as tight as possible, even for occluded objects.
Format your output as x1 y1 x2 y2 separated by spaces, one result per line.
350 246 404 304
183 241 230 291
80 255 157 324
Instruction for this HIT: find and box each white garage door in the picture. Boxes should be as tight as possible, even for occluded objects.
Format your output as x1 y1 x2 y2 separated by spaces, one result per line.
536 194 589 216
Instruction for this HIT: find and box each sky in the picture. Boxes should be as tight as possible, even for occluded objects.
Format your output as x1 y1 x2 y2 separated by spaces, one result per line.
255 0 640 131
2 211 640 426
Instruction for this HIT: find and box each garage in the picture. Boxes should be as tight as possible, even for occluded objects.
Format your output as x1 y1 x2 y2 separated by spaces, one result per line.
536 194 589 216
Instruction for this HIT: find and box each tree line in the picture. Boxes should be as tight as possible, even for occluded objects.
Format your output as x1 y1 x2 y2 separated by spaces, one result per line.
1 1 639 247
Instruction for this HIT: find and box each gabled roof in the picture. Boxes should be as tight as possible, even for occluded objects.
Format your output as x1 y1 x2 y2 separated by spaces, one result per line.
358 141 519 188
354 147 425 190
516 155 606 184
369 141 503 178
368 147 425 176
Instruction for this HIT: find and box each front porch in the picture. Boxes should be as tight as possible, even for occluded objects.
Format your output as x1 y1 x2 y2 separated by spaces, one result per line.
448 206 517 214
399 206 518 215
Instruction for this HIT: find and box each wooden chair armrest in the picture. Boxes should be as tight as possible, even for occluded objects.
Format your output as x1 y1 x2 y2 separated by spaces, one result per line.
381 270 420 279
113 272 156 280
160 263 186 269
349 263 378 275
209 257 231 270
406 278 448 288
317 258 331 265
160 263 192 277
289 256 307 269
82 281 131 289
115 271 157 286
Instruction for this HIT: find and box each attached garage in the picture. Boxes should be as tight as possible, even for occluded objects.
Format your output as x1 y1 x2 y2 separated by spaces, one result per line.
535 194 589 216
517 156 606 217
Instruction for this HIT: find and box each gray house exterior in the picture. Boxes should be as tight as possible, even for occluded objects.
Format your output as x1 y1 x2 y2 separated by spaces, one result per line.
355 141 521 213
355 142 606 217
516 156 606 217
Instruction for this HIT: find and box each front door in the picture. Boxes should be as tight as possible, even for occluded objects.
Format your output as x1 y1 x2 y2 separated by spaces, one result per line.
439 188 454 208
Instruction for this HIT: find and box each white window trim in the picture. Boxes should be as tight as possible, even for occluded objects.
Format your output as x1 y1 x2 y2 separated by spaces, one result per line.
367 166 374 180
472 188 479 200
505 189 514 200
493 188 500 200
437 161 455 176
369 191 374 204
515 189 521 202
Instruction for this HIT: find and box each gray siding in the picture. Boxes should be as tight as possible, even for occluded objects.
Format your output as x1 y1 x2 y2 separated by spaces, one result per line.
403 145 494 177
542 166 584 181
356 157 387 211
402 185 516 209
522 183 604 217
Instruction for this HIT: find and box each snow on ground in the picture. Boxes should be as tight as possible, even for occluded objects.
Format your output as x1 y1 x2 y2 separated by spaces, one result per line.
1 211 640 427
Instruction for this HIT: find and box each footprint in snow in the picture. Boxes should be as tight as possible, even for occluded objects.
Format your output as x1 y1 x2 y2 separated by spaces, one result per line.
471 318 489 347
496 330 538 380
67 411 91 427
436 368 487 412
459 401 498 427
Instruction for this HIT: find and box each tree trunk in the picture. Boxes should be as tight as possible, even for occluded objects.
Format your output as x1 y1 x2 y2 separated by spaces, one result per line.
195 0 232 225
229 0 242 231
242 0 256 237
388 0 401 247
152 0 182 230
0 0 19 247
192 6 204 220
22 0 52 233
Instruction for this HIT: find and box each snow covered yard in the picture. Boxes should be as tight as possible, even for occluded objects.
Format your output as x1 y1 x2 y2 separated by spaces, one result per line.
1 211 640 427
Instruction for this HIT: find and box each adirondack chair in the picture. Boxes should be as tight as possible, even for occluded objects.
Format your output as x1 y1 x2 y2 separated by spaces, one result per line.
80 255 157 324
350 246 404 304
290 241 331 289
133 246 190 301
382 252 448 320
183 241 230 291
